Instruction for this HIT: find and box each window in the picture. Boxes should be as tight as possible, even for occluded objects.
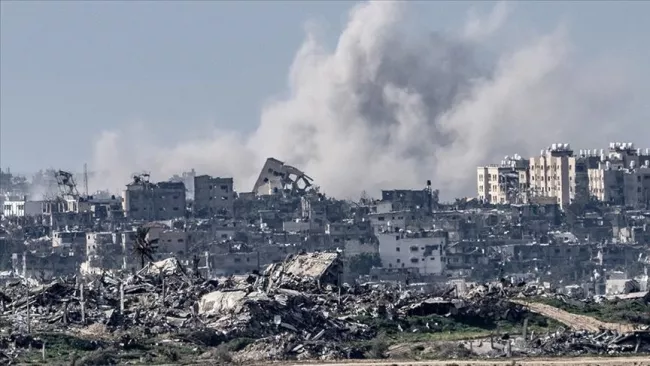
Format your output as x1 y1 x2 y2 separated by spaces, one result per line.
396 259 401 263
396 247 400 252
377 216 385 221
410 258 419 263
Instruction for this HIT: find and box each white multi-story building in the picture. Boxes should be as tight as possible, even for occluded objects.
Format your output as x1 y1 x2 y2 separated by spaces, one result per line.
377 230 446 275
2 196 48 217
477 154 529 204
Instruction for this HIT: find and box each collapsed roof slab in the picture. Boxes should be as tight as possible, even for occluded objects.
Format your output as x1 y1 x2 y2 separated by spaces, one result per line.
252 157 313 196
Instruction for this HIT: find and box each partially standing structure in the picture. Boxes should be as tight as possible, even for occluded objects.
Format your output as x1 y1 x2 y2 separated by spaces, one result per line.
252 158 313 196
123 174 186 221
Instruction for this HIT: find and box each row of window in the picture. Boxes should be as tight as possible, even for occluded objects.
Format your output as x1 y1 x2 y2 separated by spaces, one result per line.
3 204 25 211
130 207 182 212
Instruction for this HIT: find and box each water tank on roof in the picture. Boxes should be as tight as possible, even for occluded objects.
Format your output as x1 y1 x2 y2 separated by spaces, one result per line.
551 143 557 150
609 142 615 150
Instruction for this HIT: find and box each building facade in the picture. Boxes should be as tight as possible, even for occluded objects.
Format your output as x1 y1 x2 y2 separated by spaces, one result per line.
529 143 581 209
377 230 446 275
193 175 235 217
587 142 650 208
123 179 186 220
477 154 529 204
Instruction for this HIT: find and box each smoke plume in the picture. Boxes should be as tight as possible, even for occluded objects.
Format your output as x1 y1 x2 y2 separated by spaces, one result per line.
91 1 639 200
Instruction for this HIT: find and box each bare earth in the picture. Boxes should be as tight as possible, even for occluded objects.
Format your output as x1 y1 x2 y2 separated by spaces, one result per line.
510 300 638 333
283 357 650 366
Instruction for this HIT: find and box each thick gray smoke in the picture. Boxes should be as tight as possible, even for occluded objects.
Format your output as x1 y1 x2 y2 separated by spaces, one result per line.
91 1 639 200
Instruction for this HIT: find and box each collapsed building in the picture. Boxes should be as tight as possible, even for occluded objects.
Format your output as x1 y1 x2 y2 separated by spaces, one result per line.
252 158 314 196
1 252 649 363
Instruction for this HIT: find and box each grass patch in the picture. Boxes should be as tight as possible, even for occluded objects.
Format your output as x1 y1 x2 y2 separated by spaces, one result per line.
15 332 203 365
534 296 650 325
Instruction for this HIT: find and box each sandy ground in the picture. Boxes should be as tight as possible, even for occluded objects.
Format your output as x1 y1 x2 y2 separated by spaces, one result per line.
282 357 650 366
511 300 638 333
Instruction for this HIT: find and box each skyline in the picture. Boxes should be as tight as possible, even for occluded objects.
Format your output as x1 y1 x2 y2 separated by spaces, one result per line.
2 1 650 198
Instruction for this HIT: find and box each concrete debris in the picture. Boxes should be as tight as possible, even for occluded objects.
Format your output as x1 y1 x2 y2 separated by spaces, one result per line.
1 253 649 362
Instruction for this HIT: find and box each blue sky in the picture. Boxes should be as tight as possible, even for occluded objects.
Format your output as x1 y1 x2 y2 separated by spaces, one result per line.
2 0 649 176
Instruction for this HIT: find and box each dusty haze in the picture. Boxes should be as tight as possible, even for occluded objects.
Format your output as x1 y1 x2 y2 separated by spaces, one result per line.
90 1 641 200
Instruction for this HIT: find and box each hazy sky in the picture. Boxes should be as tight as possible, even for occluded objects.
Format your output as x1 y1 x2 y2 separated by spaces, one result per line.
1 1 649 196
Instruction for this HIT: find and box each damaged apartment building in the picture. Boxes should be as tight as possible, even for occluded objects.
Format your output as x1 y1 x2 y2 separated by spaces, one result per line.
477 141 650 210
122 174 186 221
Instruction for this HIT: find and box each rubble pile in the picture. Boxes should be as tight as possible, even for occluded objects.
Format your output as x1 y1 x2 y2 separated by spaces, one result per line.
526 329 650 356
1 253 649 362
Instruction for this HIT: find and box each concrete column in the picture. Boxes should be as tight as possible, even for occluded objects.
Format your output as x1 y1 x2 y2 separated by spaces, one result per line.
523 318 529 341
80 283 85 324
120 283 125 313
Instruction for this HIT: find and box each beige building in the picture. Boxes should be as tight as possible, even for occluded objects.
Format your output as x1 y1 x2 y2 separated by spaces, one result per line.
193 175 235 217
587 142 650 208
477 154 529 204
588 161 624 205
529 143 584 209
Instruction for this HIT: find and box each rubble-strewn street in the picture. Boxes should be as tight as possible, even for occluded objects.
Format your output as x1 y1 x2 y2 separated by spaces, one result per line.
1 253 649 364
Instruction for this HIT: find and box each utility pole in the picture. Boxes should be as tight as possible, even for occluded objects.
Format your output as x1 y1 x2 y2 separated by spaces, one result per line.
25 274 31 334
83 163 89 197
80 283 86 324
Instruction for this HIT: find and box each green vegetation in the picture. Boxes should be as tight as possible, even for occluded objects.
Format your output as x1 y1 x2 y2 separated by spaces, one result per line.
534 296 650 325
15 332 203 365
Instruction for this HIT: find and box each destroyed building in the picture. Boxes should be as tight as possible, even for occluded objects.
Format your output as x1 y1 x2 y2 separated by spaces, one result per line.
193 175 235 217
2 146 650 363
123 174 186 221
252 157 313 196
